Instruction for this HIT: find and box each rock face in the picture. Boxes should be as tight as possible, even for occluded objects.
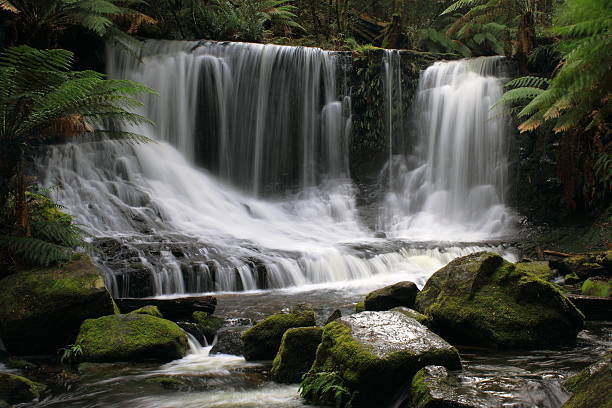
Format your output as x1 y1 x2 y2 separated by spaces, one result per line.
0 256 116 355
364 281 419 311
271 327 323 383
408 366 483 408
415 252 584 349
301 311 461 408
563 353 612 408
241 307 316 361
77 314 188 362
0 372 45 404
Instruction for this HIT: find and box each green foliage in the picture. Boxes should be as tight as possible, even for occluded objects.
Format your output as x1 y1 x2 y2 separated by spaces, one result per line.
418 19 506 57
59 343 83 365
299 371 352 408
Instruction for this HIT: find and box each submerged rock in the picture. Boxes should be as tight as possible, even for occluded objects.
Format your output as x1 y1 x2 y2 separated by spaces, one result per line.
563 353 612 408
241 306 316 361
77 314 188 362
0 256 116 355
364 281 419 311
271 326 323 383
415 252 584 349
408 365 483 408
301 311 461 408
0 372 45 404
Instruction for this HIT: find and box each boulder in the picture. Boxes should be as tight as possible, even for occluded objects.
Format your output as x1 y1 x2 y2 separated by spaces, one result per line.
129 305 163 318
391 306 432 327
271 327 323 383
0 256 116 355
408 365 483 408
324 309 342 325
562 353 611 408
550 251 611 280
581 277 611 298
241 306 316 361
415 252 584 349
0 372 45 404
301 311 461 407
210 326 248 356
76 313 188 362
192 311 225 344
364 281 419 311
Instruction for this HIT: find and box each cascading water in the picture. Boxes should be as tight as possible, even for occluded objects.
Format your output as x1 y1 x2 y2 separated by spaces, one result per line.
379 56 516 241
38 42 516 297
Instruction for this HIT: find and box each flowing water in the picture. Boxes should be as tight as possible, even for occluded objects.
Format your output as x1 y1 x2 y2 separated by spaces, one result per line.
28 41 608 408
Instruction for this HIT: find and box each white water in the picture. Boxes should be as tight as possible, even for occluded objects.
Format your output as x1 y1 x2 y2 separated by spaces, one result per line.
38 42 516 296
380 57 516 241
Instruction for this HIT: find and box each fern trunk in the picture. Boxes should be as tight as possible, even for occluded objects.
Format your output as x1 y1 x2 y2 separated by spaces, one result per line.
516 11 535 74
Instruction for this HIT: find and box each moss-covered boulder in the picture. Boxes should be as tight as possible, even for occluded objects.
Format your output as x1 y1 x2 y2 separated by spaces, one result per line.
391 306 433 327
515 260 555 281
364 281 419 311
324 309 342 325
241 306 316 361
193 311 225 344
76 313 188 362
0 372 45 404
355 301 365 313
408 365 482 408
129 305 163 318
562 353 611 408
415 252 584 349
581 277 611 297
550 251 611 280
0 256 116 355
301 311 461 408
271 326 323 383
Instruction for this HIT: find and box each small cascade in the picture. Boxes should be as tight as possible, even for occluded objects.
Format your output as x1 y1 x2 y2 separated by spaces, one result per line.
383 50 404 189
379 57 516 241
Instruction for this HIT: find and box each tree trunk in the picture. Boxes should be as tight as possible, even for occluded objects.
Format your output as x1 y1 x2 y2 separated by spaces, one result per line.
516 11 536 74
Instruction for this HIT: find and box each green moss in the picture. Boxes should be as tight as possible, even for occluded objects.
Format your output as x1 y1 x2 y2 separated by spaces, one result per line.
415 252 584 349
271 326 323 383
192 311 225 343
563 354 612 408
77 314 188 362
581 278 612 297
241 308 316 361
0 373 45 404
0 256 115 355
515 261 555 281
410 369 434 408
391 307 433 327
565 273 582 284
355 301 365 313
130 305 163 318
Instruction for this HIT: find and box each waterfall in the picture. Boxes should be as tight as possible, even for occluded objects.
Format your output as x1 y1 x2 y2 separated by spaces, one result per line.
38 42 516 297
380 57 516 241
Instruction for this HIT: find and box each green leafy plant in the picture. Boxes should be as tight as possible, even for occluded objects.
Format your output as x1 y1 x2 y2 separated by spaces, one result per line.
59 343 83 364
0 45 155 271
300 371 352 408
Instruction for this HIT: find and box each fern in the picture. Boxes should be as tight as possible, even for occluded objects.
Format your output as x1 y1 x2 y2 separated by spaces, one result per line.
300 371 352 407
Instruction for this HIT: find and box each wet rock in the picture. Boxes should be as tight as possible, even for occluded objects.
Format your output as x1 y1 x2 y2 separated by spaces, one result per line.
301 311 461 408
241 306 316 361
550 251 611 280
391 306 432 327
0 256 116 355
563 352 612 408
0 372 45 404
210 326 248 356
129 305 163 318
146 375 190 391
271 327 323 383
192 311 225 344
324 309 342 325
364 281 419 311
77 314 188 362
415 252 584 349
408 365 483 408
580 277 611 298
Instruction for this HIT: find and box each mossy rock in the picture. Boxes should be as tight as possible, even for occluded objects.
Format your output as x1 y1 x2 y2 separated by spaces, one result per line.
355 301 365 313
415 252 584 349
550 252 611 280
324 309 342 325
0 372 45 404
364 281 419 311
562 353 612 408
581 278 612 298
145 375 190 391
241 306 316 361
129 305 163 318
271 326 323 384
565 273 582 285
193 311 225 344
301 311 461 407
408 365 482 408
391 306 433 327
0 256 116 355
515 260 555 281
76 313 188 362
